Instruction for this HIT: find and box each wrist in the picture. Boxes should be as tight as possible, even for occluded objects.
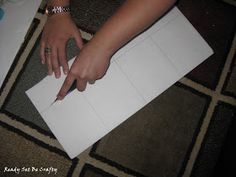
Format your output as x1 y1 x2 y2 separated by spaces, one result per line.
47 0 70 6
45 5 71 17
88 38 115 60
47 11 71 21
90 28 126 57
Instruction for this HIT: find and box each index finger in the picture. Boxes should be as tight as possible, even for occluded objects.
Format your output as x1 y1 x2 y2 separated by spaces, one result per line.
57 73 75 100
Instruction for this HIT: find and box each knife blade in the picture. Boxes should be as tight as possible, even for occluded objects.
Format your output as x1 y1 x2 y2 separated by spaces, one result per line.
51 80 77 105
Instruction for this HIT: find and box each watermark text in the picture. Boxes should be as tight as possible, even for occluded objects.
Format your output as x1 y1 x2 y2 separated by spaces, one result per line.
3 166 58 175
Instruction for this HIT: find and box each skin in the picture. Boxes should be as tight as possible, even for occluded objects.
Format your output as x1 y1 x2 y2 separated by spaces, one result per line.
40 0 176 100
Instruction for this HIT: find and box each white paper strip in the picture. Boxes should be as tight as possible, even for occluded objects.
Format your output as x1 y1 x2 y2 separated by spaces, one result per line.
26 7 213 159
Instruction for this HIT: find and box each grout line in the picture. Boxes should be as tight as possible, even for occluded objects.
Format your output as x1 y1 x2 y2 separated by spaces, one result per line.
86 156 136 177
0 113 63 151
182 32 236 177
0 14 47 107
71 146 137 177
218 94 236 106
222 0 236 7
182 98 217 177
179 77 236 106
71 147 92 177
179 77 214 97
215 32 236 94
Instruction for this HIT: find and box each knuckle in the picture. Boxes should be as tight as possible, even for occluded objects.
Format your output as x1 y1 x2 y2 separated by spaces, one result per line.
79 74 86 80
80 69 90 80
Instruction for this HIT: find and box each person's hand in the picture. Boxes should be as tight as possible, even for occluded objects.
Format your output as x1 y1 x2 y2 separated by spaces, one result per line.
57 42 111 99
40 13 83 78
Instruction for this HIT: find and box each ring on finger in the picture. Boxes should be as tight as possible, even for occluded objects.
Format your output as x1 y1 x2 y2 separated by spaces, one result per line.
44 46 52 55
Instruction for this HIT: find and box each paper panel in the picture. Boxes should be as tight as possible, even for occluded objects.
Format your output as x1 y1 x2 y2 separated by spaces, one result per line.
111 32 148 62
26 59 74 112
116 38 180 102
151 13 214 76
144 7 180 37
111 7 180 63
41 91 108 159
84 62 145 130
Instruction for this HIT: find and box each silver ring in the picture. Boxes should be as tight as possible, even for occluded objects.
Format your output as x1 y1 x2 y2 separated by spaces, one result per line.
44 46 52 55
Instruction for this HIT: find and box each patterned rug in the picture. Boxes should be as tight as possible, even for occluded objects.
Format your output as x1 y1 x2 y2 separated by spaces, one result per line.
0 0 235 177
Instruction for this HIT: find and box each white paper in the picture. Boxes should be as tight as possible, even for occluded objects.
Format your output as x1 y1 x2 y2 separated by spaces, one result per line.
84 63 145 131
0 0 42 87
26 7 213 159
41 91 108 158
116 38 180 103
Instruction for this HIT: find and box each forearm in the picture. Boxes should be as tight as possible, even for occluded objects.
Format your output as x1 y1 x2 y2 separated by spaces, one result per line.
90 0 176 55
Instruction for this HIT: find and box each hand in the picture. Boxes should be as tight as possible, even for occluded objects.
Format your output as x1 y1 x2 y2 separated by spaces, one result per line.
40 13 83 78
57 42 111 99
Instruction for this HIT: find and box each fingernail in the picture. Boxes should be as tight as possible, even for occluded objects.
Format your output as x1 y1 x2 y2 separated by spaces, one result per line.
55 72 60 79
41 60 45 64
64 70 68 75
